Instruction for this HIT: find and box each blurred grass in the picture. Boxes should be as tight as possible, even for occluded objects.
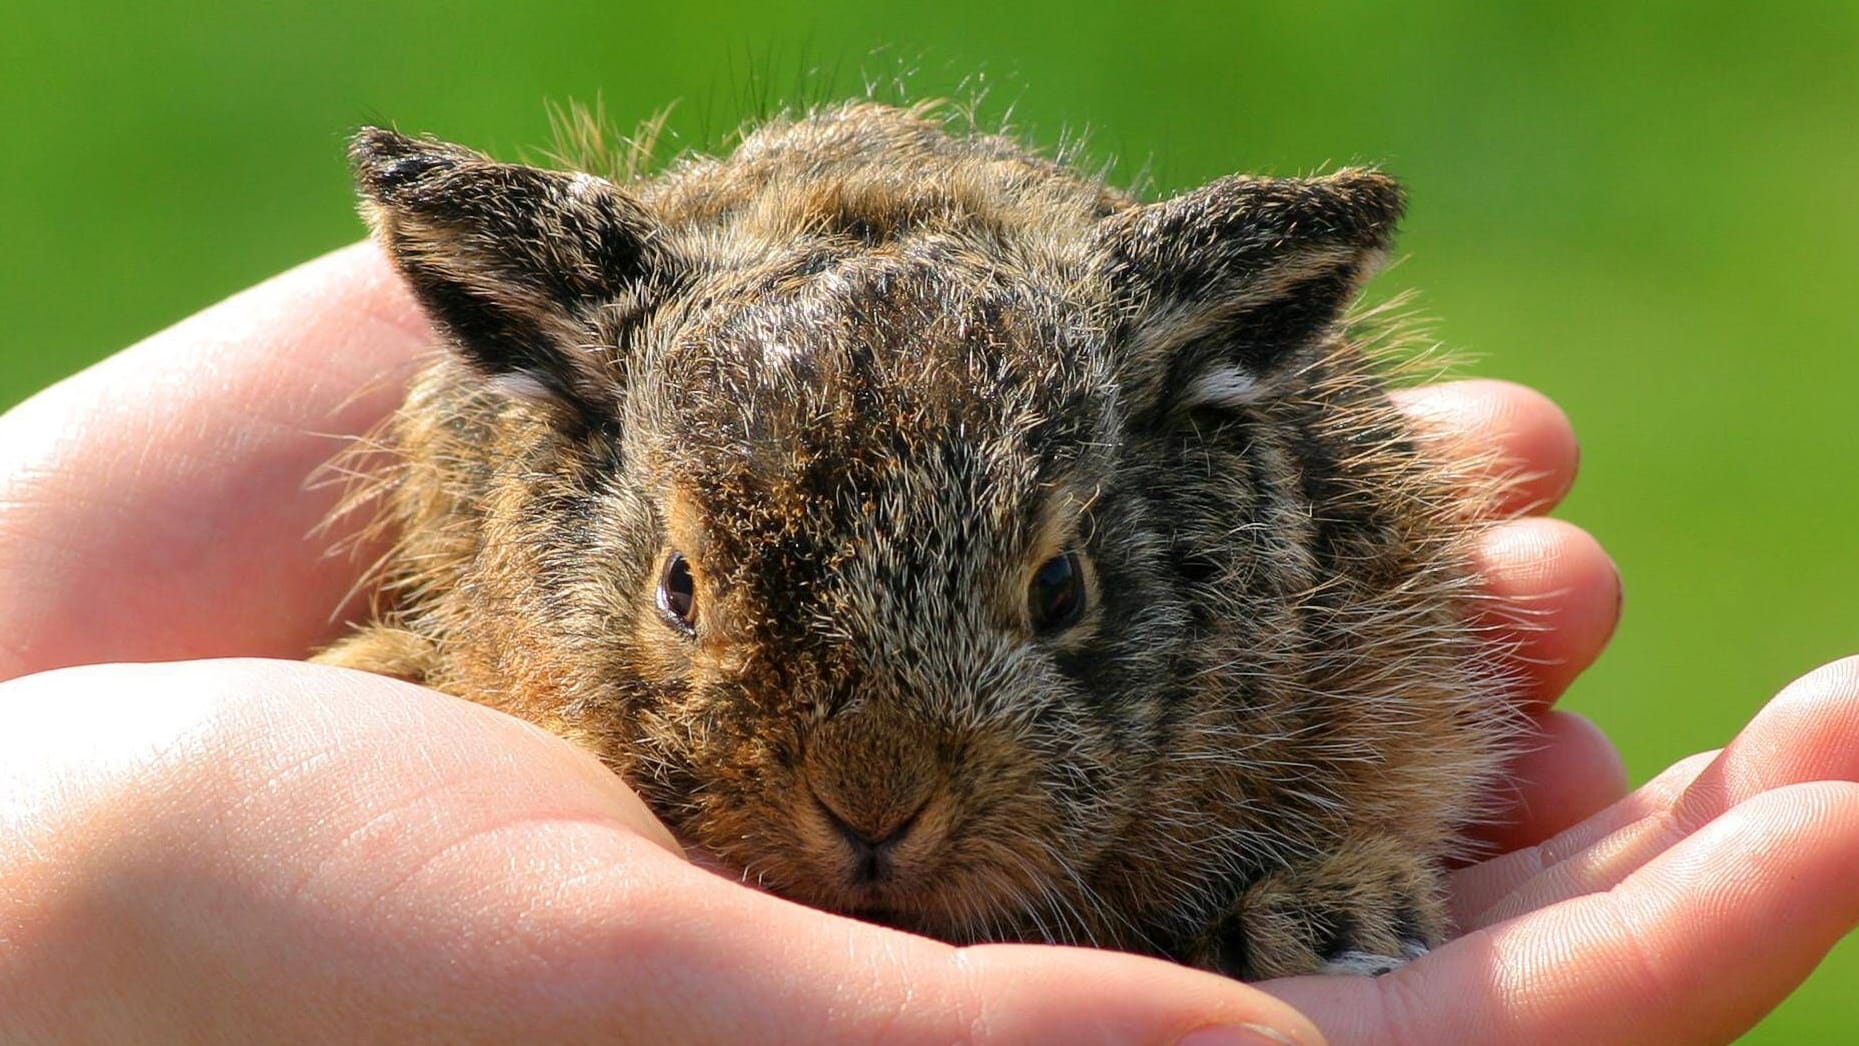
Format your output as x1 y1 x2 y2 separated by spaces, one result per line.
3 2 1855 1038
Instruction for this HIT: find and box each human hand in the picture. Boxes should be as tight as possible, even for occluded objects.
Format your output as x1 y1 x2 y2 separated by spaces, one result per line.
3 244 1844 1043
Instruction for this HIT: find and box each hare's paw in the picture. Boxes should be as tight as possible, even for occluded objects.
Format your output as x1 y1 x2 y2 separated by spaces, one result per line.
1318 950 1405 976
1318 936 1430 977
1314 909 1435 976
1201 835 1445 980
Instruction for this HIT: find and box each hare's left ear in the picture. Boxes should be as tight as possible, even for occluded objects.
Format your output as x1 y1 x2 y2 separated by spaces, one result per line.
1092 169 1402 418
350 128 671 421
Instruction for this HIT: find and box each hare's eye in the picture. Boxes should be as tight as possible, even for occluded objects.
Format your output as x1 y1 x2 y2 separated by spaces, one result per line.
1028 552 1086 635
657 552 697 635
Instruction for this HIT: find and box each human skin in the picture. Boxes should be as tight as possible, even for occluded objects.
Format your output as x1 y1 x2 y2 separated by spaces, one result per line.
1 244 1853 1044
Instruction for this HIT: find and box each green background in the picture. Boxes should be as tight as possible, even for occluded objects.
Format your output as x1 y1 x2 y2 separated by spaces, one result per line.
5 2 1855 1038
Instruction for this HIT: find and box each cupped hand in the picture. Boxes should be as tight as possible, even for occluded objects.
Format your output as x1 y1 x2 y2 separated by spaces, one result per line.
0 245 1846 1044
4 657 1322 1042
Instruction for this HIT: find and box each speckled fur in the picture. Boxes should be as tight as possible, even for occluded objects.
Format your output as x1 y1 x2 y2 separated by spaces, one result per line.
317 101 1524 979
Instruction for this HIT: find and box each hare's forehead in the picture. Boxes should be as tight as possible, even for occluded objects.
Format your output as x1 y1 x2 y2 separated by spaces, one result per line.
648 258 1108 452
649 360 1083 500
639 310 1109 541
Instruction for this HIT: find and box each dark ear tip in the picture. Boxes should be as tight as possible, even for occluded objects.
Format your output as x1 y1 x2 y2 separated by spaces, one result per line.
348 126 460 199
348 126 412 168
1315 167 1406 240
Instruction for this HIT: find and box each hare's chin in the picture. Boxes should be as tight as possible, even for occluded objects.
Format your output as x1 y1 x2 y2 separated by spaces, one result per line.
673 834 782 893
677 832 970 928
793 868 1044 943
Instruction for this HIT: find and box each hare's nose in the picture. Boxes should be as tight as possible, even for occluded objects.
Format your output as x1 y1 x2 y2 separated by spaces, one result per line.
815 785 925 850
811 782 931 884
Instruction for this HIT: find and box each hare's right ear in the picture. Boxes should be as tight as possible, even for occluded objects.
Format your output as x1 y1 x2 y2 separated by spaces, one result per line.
1092 169 1402 421
350 128 671 420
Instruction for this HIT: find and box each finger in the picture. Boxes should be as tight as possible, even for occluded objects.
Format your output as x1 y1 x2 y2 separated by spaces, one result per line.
1269 781 1859 1046
1685 654 1859 796
1392 379 1580 518
1459 709 1628 860
0 243 430 681
1459 655 1859 927
1472 516 1623 709
0 659 1324 1045
1451 748 1715 922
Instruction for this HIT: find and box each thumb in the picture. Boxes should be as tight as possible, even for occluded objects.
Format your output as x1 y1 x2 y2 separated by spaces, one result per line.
859 942 1325 1045
557 875 1328 1043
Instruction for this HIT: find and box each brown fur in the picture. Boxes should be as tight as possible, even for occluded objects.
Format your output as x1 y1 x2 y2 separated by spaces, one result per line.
317 101 1523 979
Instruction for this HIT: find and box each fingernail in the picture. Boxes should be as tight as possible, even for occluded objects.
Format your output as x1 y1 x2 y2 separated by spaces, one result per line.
1176 1023 1302 1046
1609 553 1625 637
